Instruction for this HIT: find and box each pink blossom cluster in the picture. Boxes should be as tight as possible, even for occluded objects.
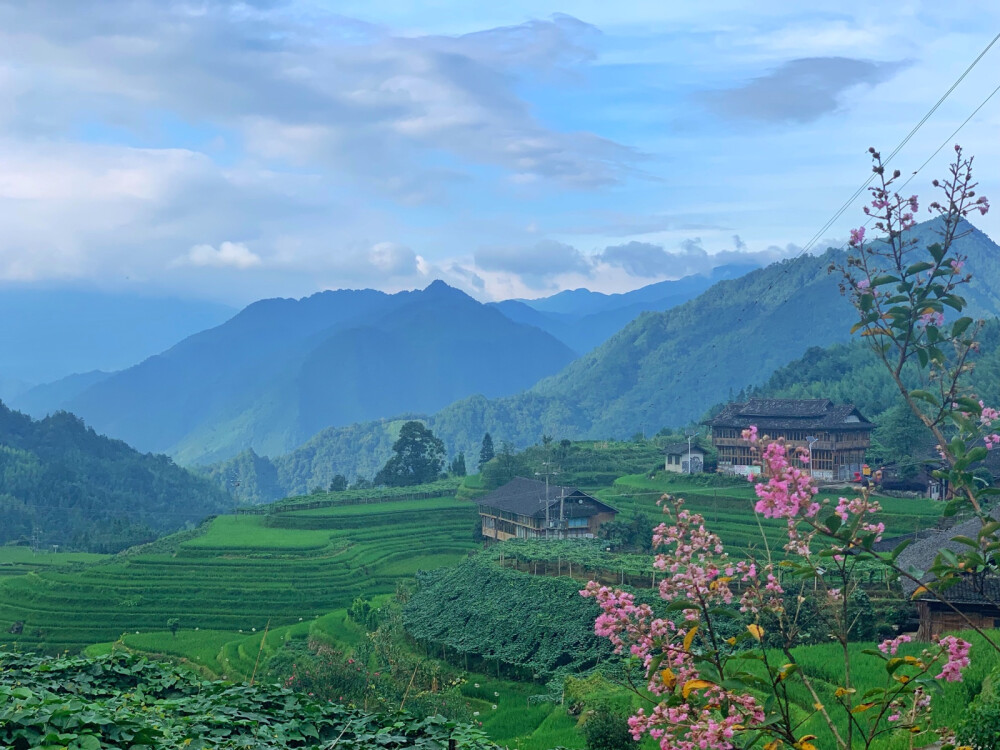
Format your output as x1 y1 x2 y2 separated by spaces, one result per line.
627 691 764 750
935 635 972 682
833 496 886 543
849 226 866 247
751 439 820 521
986 434 1000 451
580 583 655 658
887 687 930 724
979 401 999 426
877 633 913 656
951 259 966 274
918 310 945 328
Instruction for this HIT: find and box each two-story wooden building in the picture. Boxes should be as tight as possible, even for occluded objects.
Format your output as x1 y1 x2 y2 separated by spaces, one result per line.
477 476 618 542
705 398 872 481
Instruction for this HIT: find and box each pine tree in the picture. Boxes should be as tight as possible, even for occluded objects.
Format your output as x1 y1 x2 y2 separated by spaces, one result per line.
479 432 495 469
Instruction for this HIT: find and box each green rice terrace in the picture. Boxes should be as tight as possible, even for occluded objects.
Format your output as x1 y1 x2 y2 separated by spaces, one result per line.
0 488 479 655
0 472 964 749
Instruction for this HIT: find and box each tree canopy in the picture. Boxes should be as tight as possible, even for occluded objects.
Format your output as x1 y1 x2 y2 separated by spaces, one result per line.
374 421 446 487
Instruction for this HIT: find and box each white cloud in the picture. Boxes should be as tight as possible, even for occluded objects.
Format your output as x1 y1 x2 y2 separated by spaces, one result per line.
182 242 262 269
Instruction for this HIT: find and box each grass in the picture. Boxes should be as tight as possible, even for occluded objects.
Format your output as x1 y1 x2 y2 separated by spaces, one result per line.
0 546 107 577
181 515 334 550
603 473 944 558
0 499 479 655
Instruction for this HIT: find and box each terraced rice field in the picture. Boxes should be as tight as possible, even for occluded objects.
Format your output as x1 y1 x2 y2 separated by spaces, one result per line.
602 474 944 557
0 547 107 578
0 496 479 654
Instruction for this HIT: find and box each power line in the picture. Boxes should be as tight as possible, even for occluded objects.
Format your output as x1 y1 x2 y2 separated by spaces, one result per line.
704 31 1000 395
797 30 1000 259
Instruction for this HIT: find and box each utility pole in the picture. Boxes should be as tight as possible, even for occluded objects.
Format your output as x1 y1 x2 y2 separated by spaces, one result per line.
558 489 566 540
684 427 699 475
535 462 559 540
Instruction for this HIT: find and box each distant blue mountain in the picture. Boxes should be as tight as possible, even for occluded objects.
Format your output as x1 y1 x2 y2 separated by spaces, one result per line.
28 282 576 465
0 287 235 384
492 263 760 353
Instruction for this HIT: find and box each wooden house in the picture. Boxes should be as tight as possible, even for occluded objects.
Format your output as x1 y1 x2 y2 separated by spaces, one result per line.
477 476 618 542
704 398 872 481
663 442 705 474
896 510 1000 640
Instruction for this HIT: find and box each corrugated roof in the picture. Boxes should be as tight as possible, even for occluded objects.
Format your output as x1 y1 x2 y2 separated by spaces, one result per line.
475 476 616 518
704 398 873 432
663 442 705 455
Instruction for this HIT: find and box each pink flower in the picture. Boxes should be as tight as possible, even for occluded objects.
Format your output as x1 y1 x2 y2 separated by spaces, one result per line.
741 425 758 442
918 310 945 328
878 634 912 656
935 636 971 682
950 259 966 274
986 434 1000 450
849 226 866 246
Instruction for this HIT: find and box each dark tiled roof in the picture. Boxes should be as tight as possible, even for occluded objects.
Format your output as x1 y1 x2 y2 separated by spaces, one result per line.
927 575 1000 605
704 398 873 432
663 442 705 456
476 476 616 518
897 507 1000 596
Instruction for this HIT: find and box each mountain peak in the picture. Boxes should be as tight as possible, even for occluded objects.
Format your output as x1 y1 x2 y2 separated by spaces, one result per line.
421 279 472 301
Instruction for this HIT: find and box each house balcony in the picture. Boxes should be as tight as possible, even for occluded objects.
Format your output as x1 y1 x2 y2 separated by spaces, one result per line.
712 437 870 451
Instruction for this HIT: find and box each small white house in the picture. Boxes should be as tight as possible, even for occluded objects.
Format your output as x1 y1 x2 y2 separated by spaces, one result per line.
663 442 705 474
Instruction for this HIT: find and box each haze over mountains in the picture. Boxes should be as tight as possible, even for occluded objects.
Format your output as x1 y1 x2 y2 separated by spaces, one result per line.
9 219 1000 505
0 288 235 393
491 263 760 354
15 282 577 464
204 219 1000 501
14 266 756 466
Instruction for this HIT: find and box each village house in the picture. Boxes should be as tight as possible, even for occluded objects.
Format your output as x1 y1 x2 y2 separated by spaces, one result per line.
895 510 1000 640
663 442 705 474
477 476 618 542
704 398 872 481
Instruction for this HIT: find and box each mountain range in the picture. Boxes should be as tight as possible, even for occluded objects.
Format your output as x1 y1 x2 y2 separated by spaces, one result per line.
491 263 760 353
15 282 577 464
15 265 759 466
204 219 1000 501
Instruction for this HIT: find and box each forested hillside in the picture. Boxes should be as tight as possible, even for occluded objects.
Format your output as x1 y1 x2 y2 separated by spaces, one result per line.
207 220 1000 487
0 402 230 552
26 282 575 465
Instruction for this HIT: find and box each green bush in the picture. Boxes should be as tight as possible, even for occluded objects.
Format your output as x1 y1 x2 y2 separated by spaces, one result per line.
957 669 1000 750
582 709 636 750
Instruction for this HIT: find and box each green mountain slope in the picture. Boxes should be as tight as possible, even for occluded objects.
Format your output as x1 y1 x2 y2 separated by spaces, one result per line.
0 402 230 552
208 220 1000 493
35 282 575 465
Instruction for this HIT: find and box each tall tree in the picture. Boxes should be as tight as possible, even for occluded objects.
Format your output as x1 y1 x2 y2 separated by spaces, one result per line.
478 432 495 469
449 452 467 477
374 421 445 487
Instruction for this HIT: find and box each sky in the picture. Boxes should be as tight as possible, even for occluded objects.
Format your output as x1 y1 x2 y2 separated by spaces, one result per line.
0 0 998 304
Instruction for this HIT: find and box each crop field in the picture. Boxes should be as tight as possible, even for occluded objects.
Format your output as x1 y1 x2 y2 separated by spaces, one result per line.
0 547 107 577
0 497 480 655
602 473 944 558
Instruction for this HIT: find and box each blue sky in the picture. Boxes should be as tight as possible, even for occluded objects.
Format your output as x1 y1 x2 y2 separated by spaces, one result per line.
0 0 997 303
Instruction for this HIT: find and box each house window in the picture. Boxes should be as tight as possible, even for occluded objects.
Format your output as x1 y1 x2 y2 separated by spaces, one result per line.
568 517 588 528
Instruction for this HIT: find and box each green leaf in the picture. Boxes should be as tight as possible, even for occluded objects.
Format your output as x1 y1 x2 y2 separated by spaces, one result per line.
905 261 934 276
952 316 974 338
909 390 939 407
